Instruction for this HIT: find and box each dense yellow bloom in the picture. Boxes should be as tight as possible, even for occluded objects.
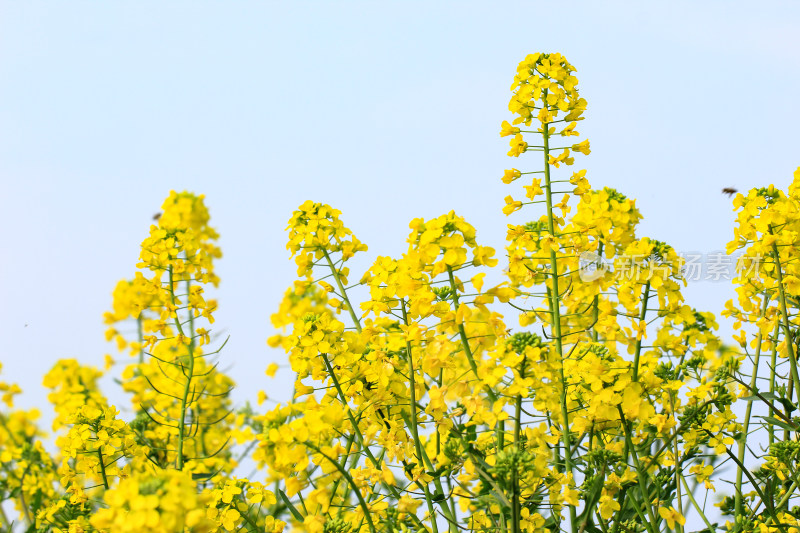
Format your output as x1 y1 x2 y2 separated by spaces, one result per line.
1 53 791 533
90 470 212 532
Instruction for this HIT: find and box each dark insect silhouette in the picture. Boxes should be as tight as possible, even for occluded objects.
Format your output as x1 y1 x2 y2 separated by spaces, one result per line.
722 188 737 197
153 212 162 220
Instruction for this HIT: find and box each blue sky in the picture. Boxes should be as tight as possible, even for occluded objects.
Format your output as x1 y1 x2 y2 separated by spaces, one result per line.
1 1 799 430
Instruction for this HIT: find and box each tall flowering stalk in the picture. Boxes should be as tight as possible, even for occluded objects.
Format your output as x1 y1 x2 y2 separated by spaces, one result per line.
722 174 800 533
90 192 283 533
257 53 742 533
499 53 739 533
0 192 286 533
110 191 232 474
0 52 798 533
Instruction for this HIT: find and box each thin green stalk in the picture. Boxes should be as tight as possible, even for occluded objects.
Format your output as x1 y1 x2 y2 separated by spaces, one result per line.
736 295 770 516
445 263 507 476
97 449 110 489
322 248 362 333
396 411 459 529
544 290 563 478
591 243 604 342
622 488 658 533
320 354 377 465
240 507 264 533
447 477 458 531
318 249 430 531
617 408 659 529
632 281 650 382
670 394 683 533
771 240 800 400
305 442 377 533
17 466 33 526
186 279 196 351
445 266 497 403
679 475 714 532
319 353 427 532
514 362 526 445
542 101 578 533
400 299 440 533
770 321 779 447
168 265 195 470
757 480 798 523
137 315 144 365
716 433 788 533
326 431 357 510
608 487 627 533
512 358 526 533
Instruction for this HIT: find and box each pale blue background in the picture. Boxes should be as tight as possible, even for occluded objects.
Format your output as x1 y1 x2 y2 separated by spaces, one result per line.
1 0 799 519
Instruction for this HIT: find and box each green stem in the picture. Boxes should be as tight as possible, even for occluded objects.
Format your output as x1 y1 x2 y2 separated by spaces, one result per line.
305 442 377 533
514 360 526 446
758 480 798 523
240 507 263 533
771 239 800 401
632 281 650 382
720 441 788 533
17 465 33 526
511 358 525 533
670 394 683 533
618 408 659 529
322 248 362 333
319 353 426 532
623 488 658 533
397 412 459 529
591 243 604 342
400 299 440 533
0 504 9 530
326 432 357 510
542 101 578 533
315 254 429 531
97 449 110 489
679 475 714 532
169 265 195 470
543 291 563 478
445 266 497 403
137 315 144 365
770 321 779 447
736 294 769 516
446 262 508 525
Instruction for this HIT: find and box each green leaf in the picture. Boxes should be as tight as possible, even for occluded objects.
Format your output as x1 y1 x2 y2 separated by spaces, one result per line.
760 415 797 432
740 393 771 402
779 396 798 412
278 489 305 522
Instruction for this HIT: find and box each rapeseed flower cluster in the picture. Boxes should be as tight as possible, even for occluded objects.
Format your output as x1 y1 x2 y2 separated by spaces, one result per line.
251 52 743 533
0 53 797 533
0 193 284 532
720 171 800 532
